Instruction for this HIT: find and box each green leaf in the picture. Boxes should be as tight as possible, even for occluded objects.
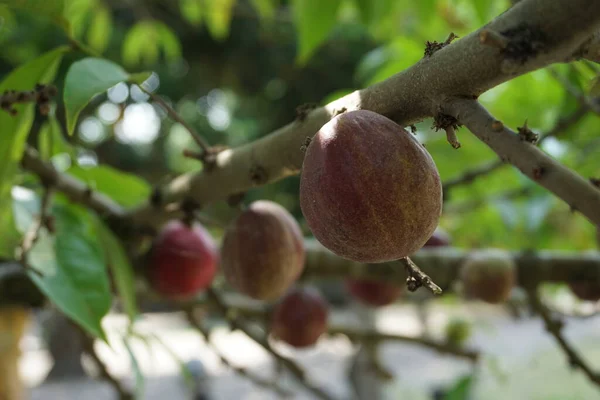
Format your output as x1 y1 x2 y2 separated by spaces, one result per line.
353 0 373 25
27 202 112 341
63 57 129 135
0 46 67 252
122 21 181 65
205 0 236 41
443 374 474 400
179 0 203 26
591 75 600 97
250 0 276 20
37 116 74 160
1 0 68 31
293 0 342 64
67 164 151 207
87 5 112 54
472 0 489 25
94 217 139 323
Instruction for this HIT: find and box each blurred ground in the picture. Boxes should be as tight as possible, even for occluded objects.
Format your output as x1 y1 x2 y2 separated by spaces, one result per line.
20 300 600 400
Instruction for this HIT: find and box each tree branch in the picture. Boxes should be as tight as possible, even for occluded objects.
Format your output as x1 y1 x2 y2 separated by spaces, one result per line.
441 102 589 195
21 146 125 218
527 287 600 387
205 289 335 400
184 307 292 396
440 98 600 225
303 239 600 291
125 0 600 228
0 84 57 115
327 326 479 362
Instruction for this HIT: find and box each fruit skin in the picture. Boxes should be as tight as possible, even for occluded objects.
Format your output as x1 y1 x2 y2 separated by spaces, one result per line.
346 279 403 307
568 281 600 302
270 287 329 348
221 200 305 301
424 227 451 248
299 110 442 263
460 249 516 304
148 220 218 300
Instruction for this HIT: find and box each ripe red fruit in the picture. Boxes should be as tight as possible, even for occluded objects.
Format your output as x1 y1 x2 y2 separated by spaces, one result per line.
346 279 403 306
460 249 516 304
300 110 442 263
568 281 600 302
148 220 218 300
270 287 328 348
221 200 305 301
423 228 451 248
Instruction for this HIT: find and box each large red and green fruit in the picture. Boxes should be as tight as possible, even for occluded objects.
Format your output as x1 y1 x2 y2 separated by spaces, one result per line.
459 249 516 304
221 200 305 301
299 110 442 263
147 220 218 300
270 287 329 348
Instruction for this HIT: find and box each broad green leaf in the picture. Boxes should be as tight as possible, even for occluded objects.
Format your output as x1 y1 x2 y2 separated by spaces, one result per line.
94 217 139 322
1 0 68 31
68 164 151 207
353 0 372 25
472 0 489 25
293 0 342 64
591 75 600 97
180 0 203 26
122 21 181 65
443 374 474 400
156 22 182 61
27 202 111 341
122 336 145 399
205 0 236 41
64 57 129 135
38 116 74 160
250 0 276 20
63 0 94 38
0 46 67 255
87 5 112 53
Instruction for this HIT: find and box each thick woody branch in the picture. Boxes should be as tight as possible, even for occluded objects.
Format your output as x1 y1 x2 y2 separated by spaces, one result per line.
0 84 56 115
126 0 600 227
577 32 600 63
440 98 600 225
303 239 600 291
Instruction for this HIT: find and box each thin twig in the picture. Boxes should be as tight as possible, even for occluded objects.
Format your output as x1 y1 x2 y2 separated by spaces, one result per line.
527 288 600 387
139 86 211 156
0 84 57 115
442 103 589 194
206 288 336 400
184 308 293 396
79 328 133 399
327 326 479 362
442 98 600 226
400 257 442 295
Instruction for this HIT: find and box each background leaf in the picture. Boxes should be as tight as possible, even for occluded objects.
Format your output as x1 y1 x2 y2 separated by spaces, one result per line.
94 217 139 323
87 5 112 54
1 0 68 31
37 115 74 160
0 46 67 256
292 0 342 64
63 57 129 135
67 164 151 207
204 0 236 41
27 201 112 340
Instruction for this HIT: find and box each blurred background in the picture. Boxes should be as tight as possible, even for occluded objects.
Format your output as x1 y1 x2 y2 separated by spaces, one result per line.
1 0 599 399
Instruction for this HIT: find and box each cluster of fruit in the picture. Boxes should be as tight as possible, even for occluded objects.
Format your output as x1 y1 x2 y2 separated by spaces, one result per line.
142 111 596 350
